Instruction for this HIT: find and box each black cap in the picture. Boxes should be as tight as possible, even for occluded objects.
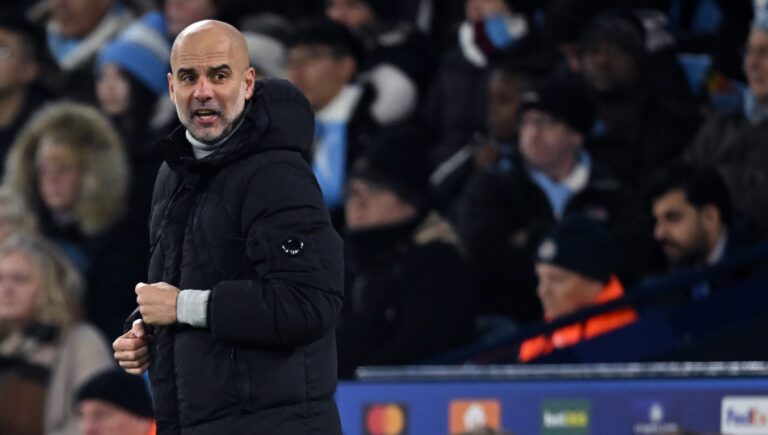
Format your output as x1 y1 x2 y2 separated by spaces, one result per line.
350 124 430 208
519 78 596 138
76 369 153 418
536 215 616 283
581 10 647 64
287 18 364 66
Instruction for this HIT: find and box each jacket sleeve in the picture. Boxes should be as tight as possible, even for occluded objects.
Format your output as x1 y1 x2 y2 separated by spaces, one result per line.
208 161 344 347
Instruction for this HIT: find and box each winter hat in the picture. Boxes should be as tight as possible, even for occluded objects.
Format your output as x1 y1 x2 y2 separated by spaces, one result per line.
536 215 616 283
76 369 154 418
287 19 364 67
96 12 170 96
581 10 647 64
350 124 430 208
519 78 596 138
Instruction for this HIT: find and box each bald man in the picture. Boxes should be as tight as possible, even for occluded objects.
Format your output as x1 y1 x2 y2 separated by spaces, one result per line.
112 20 344 434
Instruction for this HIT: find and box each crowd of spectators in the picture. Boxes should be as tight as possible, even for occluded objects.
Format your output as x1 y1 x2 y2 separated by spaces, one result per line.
0 0 767 432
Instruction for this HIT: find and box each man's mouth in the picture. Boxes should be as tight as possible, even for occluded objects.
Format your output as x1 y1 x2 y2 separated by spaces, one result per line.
193 109 220 123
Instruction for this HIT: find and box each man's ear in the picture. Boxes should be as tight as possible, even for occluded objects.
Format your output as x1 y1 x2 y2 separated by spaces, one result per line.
339 56 357 83
700 203 722 229
167 72 175 101
244 67 257 99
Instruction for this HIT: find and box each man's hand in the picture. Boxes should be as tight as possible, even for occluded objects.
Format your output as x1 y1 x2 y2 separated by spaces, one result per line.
113 319 151 375
136 282 181 325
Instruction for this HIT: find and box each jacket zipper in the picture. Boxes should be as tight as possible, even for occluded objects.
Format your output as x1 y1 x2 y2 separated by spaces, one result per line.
231 347 251 405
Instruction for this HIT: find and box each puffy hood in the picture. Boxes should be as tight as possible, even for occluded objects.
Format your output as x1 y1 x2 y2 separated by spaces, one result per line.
163 78 315 173
3 102 128 236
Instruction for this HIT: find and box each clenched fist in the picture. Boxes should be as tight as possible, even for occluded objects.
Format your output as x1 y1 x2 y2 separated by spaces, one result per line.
136 282 181 325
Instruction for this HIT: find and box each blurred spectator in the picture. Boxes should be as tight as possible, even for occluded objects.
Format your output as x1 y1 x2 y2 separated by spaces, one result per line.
544 0 605 74
458 78 648 326
684 12 768 233
164 0 219 39
518 215 638 363
0 11 54 173
95 11 173 145
580 9 700 188
327 0 435 124
0 187 37 243
45 0 136 103
286 19 377 221
95 11 175 223
336 125 476 378
424 0 529 166
240 14 290 79
4 102 147 339
0 235 113 434
647 163 757 302
430 49 554 213
76 369 155 435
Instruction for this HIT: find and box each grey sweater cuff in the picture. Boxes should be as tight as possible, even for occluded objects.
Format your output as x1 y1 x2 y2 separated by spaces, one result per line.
176 289 211 327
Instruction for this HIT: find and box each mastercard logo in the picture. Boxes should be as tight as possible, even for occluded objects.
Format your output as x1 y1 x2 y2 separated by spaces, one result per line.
364 403 408 435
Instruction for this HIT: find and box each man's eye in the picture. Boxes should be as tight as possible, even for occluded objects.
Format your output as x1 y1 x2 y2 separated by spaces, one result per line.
214 73 226 80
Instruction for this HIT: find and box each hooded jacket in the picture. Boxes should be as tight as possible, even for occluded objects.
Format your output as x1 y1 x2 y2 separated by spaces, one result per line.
145 79 344 435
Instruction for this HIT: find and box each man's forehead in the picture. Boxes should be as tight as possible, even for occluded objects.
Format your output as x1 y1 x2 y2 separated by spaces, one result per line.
654 190 690 212
171 22 248 69
172 38 239 69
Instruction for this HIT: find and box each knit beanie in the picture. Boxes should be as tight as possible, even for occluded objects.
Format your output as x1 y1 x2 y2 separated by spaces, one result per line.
96 12 170 96
350 124 430 208
581 10 647 66
76 369 154 418
288 19 364 67
536 215 616 283
519 78 596 138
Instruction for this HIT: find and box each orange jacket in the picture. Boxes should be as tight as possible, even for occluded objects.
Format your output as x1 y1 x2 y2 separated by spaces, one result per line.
518 276 637 363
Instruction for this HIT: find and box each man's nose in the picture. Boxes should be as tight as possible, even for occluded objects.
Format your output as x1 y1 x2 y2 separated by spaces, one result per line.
194 77 213 101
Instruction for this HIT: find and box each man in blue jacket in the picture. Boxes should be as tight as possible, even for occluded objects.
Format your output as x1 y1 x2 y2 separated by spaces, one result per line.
112 20 344 435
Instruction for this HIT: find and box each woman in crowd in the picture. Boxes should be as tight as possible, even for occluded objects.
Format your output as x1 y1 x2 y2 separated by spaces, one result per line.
3 102 147 339
0 235 113 434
